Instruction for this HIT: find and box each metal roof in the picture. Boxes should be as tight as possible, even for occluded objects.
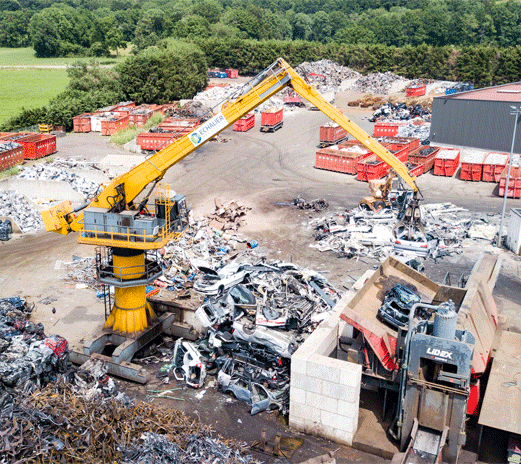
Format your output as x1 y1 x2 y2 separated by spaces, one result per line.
445 82 521 102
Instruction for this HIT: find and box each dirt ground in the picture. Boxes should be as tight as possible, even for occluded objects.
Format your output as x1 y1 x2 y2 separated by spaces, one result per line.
1 92 520 463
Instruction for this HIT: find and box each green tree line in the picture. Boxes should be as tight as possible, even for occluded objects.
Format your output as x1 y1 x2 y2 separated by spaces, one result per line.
2 0 521 57
195 39 521 86
3 38 521 132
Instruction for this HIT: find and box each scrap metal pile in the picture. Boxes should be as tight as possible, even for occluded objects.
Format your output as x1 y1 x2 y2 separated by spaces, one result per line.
370 101 431 123
295 60 361 90
307 202 500 261
18 159 101 198
166 100 213 122
351 71 407 95
0 141 22 153
1 381 256 464
0 295 257 463
0 190 44 232
138 201 340 414
0 297 69 406
158 256 339 415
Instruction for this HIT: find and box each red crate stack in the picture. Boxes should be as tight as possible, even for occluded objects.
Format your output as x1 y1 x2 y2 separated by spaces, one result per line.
482 152 509 182
408 145 440 173
433 149 461 176
460 152 487 181
233 113 255 132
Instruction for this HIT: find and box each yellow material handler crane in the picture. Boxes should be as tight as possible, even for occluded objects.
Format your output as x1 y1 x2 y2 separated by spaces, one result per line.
41 58 422 381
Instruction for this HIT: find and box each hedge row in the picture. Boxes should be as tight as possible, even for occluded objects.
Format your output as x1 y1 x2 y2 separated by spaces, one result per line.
196 39 521 86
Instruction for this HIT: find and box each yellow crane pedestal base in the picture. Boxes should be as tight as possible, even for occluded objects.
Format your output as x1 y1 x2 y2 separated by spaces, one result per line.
67 247 173 383
103 249 157 335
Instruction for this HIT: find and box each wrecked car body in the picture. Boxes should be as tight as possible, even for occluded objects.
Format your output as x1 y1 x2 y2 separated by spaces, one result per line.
218 358 289 415
193 263 250 296
232 320 300 359
171 338 207 388
377 284 423 329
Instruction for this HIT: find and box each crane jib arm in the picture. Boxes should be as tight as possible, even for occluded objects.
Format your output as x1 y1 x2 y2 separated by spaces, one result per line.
41 58 418 235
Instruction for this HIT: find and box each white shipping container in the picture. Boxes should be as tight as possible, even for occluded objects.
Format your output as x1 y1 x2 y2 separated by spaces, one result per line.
507 208 521 254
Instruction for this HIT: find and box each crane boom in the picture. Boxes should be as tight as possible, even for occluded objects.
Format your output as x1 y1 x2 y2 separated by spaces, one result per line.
42 57 418 235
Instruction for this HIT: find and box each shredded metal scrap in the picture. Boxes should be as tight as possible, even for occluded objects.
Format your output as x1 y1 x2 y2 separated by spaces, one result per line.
0 382 256 464
18 159 101 198
0 190 44 232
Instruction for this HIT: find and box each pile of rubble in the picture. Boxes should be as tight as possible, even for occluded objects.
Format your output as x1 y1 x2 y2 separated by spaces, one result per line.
0 190 44 232
207 198 250 232
306 203 500 262
351 71 408 95
18 159 101 198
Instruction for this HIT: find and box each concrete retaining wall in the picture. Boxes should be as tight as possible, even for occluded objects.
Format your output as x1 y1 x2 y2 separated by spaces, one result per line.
289 298 361 446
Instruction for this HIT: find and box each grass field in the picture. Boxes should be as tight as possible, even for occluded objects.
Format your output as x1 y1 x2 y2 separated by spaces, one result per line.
0 47 129 125
0 68 70 125
0 47 121 66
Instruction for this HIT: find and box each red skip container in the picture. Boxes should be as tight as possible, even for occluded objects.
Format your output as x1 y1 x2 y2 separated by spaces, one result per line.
406 85 426 97
408 145 440 173
315 145 371 174
13 133 57 159
460 151 487 181
319 123 348 144
233 113 255 132
73 113 93 133
136 132 183 151
261 108 283 126
433 149 461 177
499 168 521 198
482 152 509 182
373 122 406 137
101 115 129 136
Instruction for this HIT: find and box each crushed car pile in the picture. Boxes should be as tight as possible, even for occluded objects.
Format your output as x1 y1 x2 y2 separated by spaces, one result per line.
306 202 501 262
158 259 339 415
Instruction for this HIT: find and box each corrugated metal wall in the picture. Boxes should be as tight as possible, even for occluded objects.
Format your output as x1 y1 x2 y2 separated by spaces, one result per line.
430 98 521 153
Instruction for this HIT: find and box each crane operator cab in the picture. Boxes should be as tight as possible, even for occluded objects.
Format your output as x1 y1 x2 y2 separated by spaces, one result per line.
81 189 189 244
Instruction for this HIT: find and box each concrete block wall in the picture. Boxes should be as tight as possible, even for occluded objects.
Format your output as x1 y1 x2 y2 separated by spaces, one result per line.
289 299 361 446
